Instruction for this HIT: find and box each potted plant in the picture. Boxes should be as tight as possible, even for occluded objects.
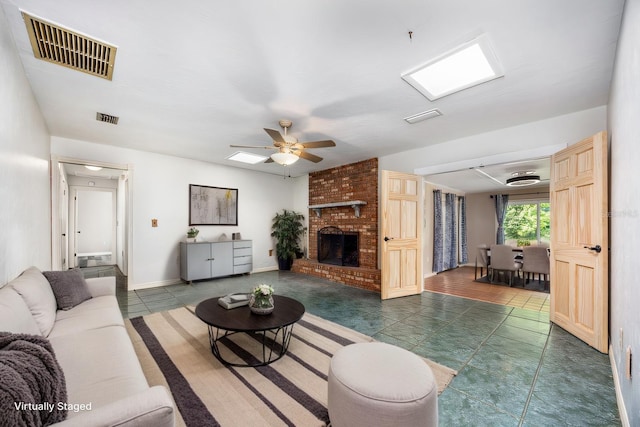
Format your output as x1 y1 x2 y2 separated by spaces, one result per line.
187 227 199 242
271 209 305 270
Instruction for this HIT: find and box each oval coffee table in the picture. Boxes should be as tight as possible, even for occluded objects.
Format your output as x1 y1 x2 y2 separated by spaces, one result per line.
195 295 305 367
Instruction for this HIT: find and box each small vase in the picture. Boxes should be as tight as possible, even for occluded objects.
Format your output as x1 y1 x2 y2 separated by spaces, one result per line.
249 294 274 315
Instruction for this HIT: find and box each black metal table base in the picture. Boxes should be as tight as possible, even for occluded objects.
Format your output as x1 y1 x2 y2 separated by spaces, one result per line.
206 324 296 367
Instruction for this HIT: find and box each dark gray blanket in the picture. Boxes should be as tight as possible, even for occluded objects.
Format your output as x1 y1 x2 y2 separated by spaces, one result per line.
0 333 67 426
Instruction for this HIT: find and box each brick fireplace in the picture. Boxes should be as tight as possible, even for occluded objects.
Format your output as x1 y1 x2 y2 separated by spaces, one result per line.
292 158 381 292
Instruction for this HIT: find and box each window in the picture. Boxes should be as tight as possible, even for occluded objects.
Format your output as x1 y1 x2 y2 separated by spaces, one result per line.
503 200 550 246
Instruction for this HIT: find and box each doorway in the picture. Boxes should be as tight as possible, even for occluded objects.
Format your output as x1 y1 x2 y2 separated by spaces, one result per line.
70 187 116 268
51 157 131 278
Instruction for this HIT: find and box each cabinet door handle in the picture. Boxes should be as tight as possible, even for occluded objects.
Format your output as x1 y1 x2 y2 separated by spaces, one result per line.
207 258 215 261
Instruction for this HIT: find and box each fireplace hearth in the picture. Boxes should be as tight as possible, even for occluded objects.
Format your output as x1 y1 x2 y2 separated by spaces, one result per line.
317 226 359 267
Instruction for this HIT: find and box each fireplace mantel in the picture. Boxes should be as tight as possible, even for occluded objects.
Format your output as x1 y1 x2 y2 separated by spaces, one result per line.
308 200 367 218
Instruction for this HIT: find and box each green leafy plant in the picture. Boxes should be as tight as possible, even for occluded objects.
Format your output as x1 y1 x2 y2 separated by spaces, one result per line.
271 209 305 269
187 227 199 238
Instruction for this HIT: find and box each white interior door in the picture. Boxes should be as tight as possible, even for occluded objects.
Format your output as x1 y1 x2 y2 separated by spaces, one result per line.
59 173 69 270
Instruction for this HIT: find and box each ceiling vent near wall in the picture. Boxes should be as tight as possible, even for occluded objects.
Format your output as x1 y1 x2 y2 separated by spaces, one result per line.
404 109 442 124
22 11 117 80
96 112 119 125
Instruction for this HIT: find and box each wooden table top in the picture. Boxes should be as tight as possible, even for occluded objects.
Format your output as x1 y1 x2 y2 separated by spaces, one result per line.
195 295 305 332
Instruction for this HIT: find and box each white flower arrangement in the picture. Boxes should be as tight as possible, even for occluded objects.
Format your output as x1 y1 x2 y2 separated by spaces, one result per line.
252 284 274 298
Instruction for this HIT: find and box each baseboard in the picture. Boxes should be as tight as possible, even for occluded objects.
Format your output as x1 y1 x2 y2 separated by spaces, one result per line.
252 266 279 273
610 344 630 427
129 278 181 291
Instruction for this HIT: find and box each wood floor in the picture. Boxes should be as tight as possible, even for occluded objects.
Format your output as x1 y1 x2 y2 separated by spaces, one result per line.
423 266 550 312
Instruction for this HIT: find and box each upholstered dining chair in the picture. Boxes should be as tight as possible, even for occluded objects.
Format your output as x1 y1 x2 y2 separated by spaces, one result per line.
475 244 490 280
489 244 521 286
522 246 551 289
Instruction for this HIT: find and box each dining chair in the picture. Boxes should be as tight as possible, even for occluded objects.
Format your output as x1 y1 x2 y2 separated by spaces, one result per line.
489 244 521 286
475 244 490 280
522 246 551 290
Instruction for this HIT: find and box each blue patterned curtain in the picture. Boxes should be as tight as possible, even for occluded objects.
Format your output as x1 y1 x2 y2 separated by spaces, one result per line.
432 190 444 273
494 194 509 244
444 193 457 270
459 196 468 264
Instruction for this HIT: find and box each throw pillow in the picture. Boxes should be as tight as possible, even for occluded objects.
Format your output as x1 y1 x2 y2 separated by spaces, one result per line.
43 270 92 310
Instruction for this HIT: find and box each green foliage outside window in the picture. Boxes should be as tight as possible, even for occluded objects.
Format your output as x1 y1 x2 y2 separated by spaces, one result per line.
504 202 550 244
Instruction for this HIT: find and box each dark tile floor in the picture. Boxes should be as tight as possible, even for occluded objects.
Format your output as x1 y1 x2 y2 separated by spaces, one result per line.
88 267 620 426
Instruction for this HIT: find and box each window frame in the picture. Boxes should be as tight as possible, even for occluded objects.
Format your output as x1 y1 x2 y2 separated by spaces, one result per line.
503 198 550 246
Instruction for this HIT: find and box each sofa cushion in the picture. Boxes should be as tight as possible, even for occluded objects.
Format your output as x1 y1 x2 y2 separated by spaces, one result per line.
43 269 92 310
0 286 41 335
9 267 57 337
49 296 124 338
48 326 149 411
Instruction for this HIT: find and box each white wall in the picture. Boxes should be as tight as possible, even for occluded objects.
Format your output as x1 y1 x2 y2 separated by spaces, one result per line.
608 0 640 423
379 106 607 175
51 137 300 289
0 5 51 284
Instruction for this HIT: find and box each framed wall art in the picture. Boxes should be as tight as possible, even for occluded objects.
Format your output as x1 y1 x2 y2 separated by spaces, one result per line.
189 184 238 226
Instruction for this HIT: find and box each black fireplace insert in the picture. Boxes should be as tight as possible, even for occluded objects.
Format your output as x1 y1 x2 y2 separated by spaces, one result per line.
317 226 359 267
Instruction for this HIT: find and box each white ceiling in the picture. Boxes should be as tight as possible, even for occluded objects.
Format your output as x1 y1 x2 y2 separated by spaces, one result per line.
1 0 624 188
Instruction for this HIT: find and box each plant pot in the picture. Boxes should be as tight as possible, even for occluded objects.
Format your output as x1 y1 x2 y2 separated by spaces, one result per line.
249 294 274 315
278 257 293 271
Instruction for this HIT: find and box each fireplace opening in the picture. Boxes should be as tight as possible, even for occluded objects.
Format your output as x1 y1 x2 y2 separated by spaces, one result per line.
318 226 359 267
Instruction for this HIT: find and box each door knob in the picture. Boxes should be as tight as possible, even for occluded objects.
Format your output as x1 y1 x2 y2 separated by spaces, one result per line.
584 245 602 253
384 236 394 242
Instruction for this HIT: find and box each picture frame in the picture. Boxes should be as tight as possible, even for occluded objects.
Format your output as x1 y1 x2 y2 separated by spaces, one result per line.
189 184 238 226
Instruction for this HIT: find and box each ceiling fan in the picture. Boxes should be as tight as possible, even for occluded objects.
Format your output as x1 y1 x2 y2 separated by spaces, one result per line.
230 120 335 165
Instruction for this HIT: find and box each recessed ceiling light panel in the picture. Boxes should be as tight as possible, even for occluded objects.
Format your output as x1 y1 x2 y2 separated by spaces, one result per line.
401 34 504 101
226 151 268 164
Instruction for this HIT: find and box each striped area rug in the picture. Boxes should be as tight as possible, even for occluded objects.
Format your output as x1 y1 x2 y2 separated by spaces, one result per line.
125 306 456 427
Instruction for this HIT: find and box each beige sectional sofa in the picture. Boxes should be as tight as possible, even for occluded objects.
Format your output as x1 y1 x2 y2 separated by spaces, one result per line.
0 267 175 426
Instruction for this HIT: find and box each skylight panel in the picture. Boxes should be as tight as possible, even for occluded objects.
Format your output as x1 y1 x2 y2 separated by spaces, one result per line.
226 151 268 164
401 34 504 101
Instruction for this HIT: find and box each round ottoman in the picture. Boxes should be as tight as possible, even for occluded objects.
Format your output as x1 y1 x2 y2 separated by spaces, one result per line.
328 342 437 427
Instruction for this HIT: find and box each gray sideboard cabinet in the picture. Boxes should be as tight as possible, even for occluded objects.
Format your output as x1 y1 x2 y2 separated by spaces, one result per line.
180 240 252 282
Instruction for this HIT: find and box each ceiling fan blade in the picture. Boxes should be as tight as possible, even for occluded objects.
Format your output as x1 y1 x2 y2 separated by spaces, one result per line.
297 150 323 163
229 144 277 149
264 128 285 144
298 140 336 149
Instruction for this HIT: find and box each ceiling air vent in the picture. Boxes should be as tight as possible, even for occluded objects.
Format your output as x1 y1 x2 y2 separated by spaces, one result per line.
96 112 119 125
22 11 117 80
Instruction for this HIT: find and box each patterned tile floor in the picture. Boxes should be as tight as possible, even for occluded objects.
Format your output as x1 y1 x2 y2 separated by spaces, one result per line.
85 266 619 426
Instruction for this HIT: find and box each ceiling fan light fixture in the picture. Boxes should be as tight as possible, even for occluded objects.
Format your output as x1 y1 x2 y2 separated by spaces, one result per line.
505 175 541 186
271 152 299 166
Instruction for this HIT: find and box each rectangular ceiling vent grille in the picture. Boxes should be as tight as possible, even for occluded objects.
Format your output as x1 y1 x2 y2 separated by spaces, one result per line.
22 11 117 80
96 112 119 125
404 109 442 124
